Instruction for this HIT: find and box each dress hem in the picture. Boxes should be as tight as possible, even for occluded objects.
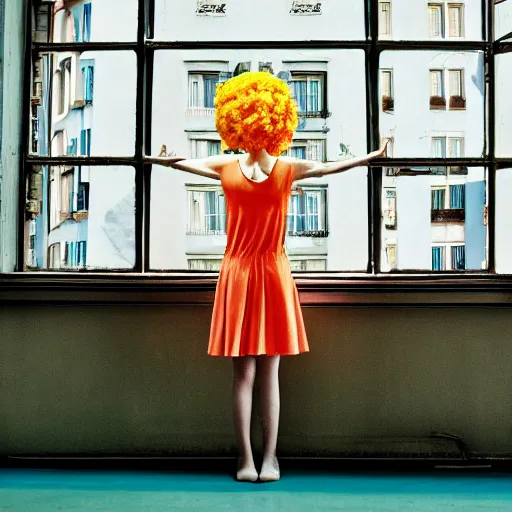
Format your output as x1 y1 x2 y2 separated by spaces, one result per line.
208 349 310 357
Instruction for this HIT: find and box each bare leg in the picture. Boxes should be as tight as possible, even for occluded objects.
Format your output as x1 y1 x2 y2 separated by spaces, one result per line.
232 356 258 482
258 355 281 482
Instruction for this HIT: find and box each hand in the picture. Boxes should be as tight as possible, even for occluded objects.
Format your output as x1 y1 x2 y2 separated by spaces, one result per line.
145 156 186 167
378 139 390 157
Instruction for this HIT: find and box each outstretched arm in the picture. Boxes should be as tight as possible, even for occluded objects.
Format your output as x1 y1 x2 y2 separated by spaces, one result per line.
290 140 388 181
146 154 238 181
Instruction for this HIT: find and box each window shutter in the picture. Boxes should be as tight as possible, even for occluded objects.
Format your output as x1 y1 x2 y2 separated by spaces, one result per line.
381 71 391 97
448 6 461 36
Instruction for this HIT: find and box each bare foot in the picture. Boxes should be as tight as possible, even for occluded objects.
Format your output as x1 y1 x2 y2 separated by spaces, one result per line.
259 456 280 482
236 458 258 482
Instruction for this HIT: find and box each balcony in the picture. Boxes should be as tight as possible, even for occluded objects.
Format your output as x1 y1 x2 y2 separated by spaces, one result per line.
288 230 329 238
382 95 394 112
431 208 465 223
185 107 215 117
449 95 466 110
430 95 446 110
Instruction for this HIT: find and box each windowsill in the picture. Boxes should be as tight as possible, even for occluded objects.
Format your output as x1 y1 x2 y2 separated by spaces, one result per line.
2 273 512 306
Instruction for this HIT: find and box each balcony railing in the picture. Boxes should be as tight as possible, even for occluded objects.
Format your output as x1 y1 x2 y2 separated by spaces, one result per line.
185 107 215 116
287 230 329 238
187 229 226 236
430 95 446 110
431 208 465 223
449 95 466 109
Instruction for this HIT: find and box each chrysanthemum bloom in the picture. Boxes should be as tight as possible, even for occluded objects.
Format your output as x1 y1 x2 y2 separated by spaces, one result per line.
215 71 299 156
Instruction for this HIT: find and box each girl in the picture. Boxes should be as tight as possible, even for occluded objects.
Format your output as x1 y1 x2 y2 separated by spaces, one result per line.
151 72 387 482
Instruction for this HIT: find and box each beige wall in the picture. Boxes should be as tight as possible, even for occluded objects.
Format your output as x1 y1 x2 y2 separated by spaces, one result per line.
1 305 511 457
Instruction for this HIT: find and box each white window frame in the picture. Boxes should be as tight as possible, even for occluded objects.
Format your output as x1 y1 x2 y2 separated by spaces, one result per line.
287 187 327 235
383 188 397 229
288 258 327 271
447 3 464 38
187 72 220 114
379 1 392 37
428 2 465 39
430 69 445 99
428 3 444 38
188 258 224 271
289 73 325 116
431 243 466 270
187 186 227 235
284 139 326 162
190 139 222 159
385 243 397 269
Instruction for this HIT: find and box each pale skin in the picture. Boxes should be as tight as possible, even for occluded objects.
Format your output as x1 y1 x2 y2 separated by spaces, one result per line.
148 140 388 481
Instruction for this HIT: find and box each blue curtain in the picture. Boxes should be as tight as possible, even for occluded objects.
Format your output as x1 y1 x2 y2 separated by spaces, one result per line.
74 13 81 42
203 77 217 108
431 189 445 210
291 147 306 159
306 193 319 231
292 81 308 112
432 246 444 270
83 4 92 42
208 141 221 156
450 184 465 209
84 66 94 103
451 245 466 270
80 129 91 156
308 80 320 112
67 138 78 156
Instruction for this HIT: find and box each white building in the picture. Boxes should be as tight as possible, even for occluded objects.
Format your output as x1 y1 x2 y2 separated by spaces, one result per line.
34 0 510 273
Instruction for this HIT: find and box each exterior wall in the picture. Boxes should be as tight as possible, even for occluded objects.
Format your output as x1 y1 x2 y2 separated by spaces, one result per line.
0 0 25 272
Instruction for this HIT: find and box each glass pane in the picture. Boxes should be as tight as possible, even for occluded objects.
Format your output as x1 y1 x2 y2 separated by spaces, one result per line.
496 168 512 273
150 49 368 271
154 0 365 41
380 167 487 272
49 1 138 43
26 166 135 270
496 53 512 157
31 51 136 158
495 0 512 41
381 167 487 272
379 1 482 41
379 51 485 158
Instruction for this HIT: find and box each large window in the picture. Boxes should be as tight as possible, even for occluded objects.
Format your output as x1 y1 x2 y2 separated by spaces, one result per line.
7 0 508 277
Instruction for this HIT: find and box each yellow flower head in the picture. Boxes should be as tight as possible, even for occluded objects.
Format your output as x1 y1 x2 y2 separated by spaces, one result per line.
215 71 298 156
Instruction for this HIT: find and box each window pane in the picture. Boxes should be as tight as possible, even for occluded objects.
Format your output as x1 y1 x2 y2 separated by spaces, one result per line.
49 1 138 43
496 53 512 157
32 51 136 158
150 49 367 271
380 168 487 272
382 1 480 41
379 51 484 158
26 166 135 270
496 168 512 274
154 0 365 41
495 0 512 41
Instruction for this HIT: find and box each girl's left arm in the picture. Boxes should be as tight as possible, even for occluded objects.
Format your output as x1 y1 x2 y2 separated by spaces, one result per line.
289 140 389 181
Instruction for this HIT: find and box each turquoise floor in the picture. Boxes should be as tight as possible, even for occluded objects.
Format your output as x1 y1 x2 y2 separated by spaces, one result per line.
1 469 512 511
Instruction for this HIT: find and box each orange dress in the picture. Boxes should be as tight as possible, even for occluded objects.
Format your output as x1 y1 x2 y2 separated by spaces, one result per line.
208 158 310 357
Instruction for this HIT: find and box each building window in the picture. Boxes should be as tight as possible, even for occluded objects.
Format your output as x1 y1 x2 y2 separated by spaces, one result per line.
290 73 326 117
428 3 464 39
431 188 446 210
379 2 392 36
287 187 327 236
188 189 226 235
451 245 466 270
449 184 465 209
428 3 444 37
448 137 464 158
48 243 62 269
284 140 325 162
384 189 397 229
188 72 220 110
188 259 223 271
60 170 73 217
386 244 397 269
288 259 327 271
67 138 78 156
64 241 87 268
190 140 221 158
448 69 465 109
83 3 92 43
77 181 90 212
381 69 394 112
430 70 446 109
431 136 447 158
448 4 463 37
82 65 94 104
432 246 446 271
80 128 91 156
